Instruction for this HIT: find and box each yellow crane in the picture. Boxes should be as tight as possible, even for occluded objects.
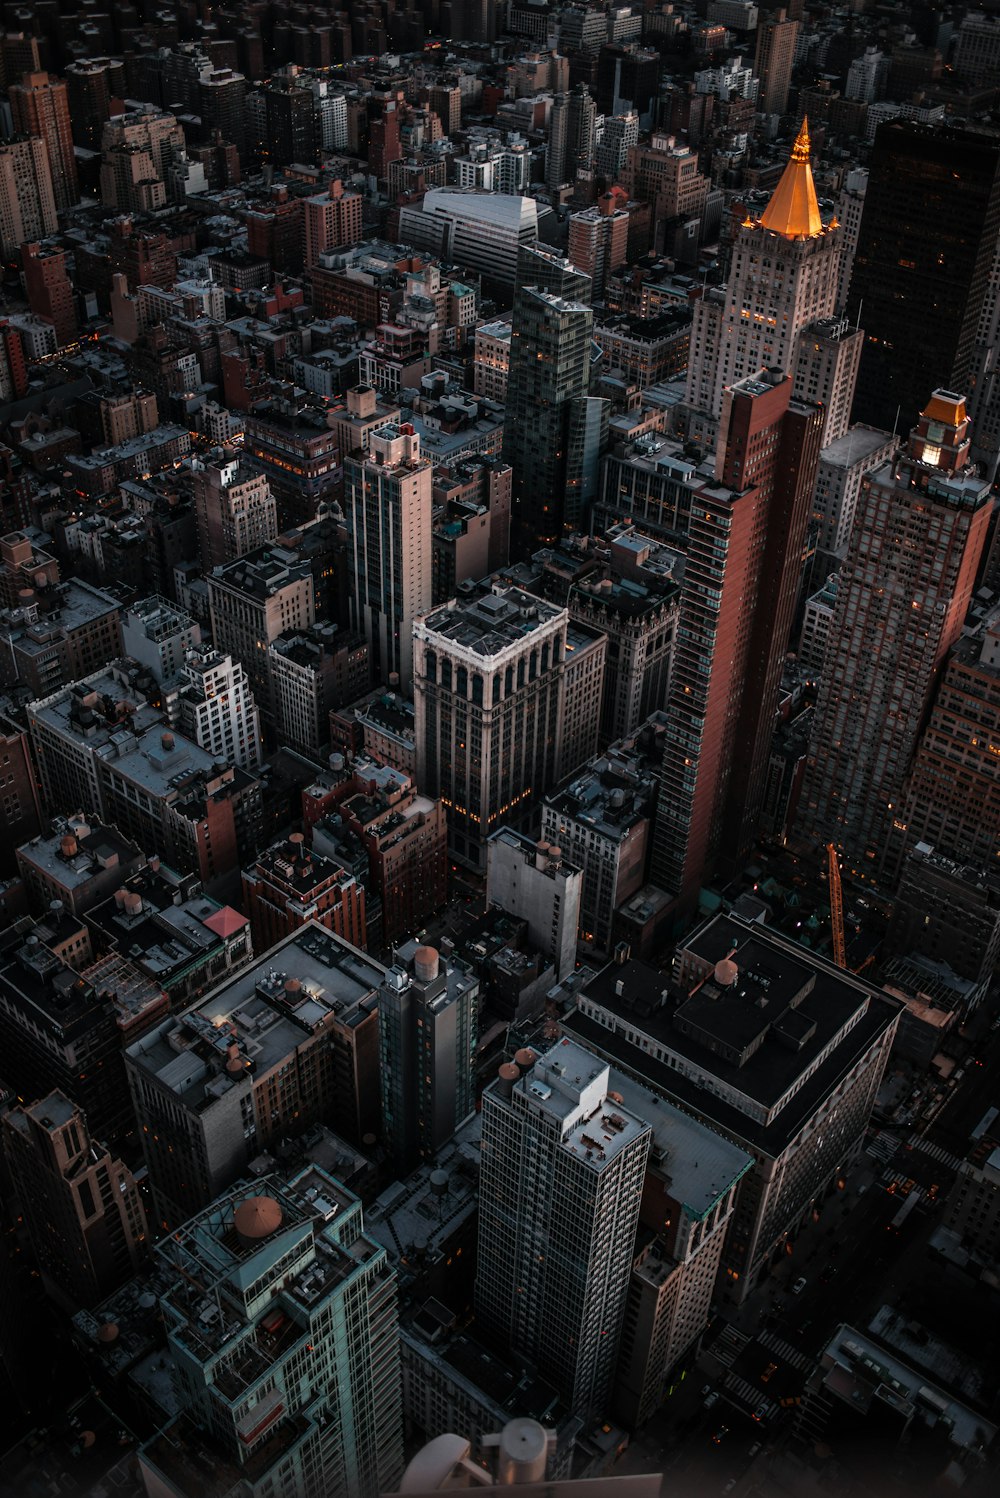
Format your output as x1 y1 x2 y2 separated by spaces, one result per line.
827 843 846 969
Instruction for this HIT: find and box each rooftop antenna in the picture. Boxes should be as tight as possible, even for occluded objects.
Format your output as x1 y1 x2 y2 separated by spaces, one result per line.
855 297 863 332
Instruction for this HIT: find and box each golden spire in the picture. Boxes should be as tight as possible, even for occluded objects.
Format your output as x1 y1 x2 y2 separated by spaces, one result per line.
757 118 823 239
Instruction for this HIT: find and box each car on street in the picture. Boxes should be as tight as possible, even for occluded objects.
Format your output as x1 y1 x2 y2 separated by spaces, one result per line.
792 1276 807 1294
711 1425 729 1445
723 1480 737 1493
748 1443 763 1458
704 1392 719 1410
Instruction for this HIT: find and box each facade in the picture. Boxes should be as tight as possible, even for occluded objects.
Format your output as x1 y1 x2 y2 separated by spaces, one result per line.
504 257 601 554
413 587 570 872
208 546 315 727
193 451 278 571
241 834 367 954
798 573 838 675
485 829 583 981
472 319 512 403
568 574 677 746
566 914 901 1301
125 923 385 1228
753 12 799 116
378 940 479 1175
800 393 991 875
567 197 630 302
303 180 363 268
344 422 432 695
397 190 539 291
476 1038 651 1420
885 844 1000 988
542 719 661 960
898 607 1000 868
121 596 202 682
685 123 843 437
139 1170 403 1498
810 425 897 563
22 241 78 348
848 122 1000 436
268 626 370 756
9 71 78 211
166 644 262 773
612 1070 752 1427
653 371 823 912
330 764 448 950
0 706 43 871
3 1091 147 1313
0 136 58 261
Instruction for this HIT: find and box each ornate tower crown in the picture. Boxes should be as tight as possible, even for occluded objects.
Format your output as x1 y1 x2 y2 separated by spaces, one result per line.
757 119 824 239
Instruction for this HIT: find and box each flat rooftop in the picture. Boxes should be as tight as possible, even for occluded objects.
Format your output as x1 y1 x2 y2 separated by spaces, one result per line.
127 923 385 1108
417 587 565 661
511 1037 650 1173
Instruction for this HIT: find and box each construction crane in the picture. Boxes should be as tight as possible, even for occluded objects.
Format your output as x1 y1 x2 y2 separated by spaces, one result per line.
827 843 846 969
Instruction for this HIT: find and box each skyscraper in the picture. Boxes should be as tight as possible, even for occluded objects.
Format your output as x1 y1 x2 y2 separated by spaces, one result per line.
21 241 77 348
753 9 800 116
344 421 432 695
799 391 991 874
848 121 1000 436
193 449 278 570
139 1169 403 1498
476 1039 651 1420
413 586 574 871
378 941 479 1175
685 122 850 443
0 136 57 259
504 252 604 554
9 71 78 211
567 193 630 301
653 370 823 911
3 1091 147 1313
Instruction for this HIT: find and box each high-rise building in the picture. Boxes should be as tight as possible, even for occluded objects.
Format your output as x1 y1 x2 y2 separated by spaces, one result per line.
800 392 991 875
809 424 898 567
753 10 799 116
0 707 41 869
303 180 363 268
121 595 202 682
414 587 573 871
897 606 1000 870
848 122 1000 437
3 1092 146 1313
653 371 822 912
21 241 77 348
378 940 479 1176
138 1169 403 1498
192 449 278 570
208 546 315 727
344 422 432 695
125 923 385 1227
485 829 583 980
65 57 127 150
166 643 262 773
596 44 660 128
567 193 629 301
566 913 902 1302
9 71 78 211
262 78 317 167
504 260 602 553
476 1038 651 1420
685 122 846 440
396 190 540 292
0 136 57 260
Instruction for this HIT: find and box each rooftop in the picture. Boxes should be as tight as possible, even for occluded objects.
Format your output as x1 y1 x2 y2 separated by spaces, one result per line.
566 914 901 1150
126 922 385 1109
507 1037 651 1173
417 587 566 662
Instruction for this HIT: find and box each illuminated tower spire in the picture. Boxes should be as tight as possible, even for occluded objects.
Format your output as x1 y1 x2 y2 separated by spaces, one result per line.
758 119 823 238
